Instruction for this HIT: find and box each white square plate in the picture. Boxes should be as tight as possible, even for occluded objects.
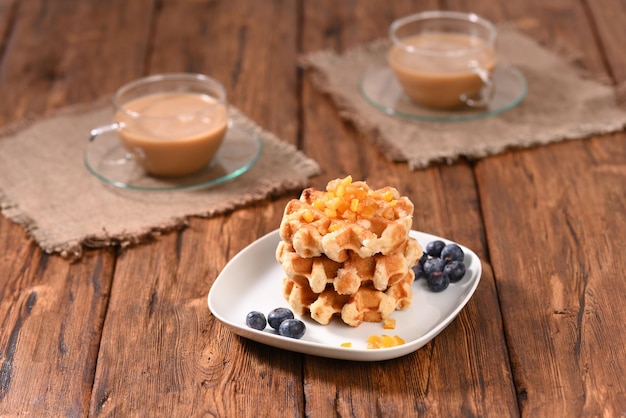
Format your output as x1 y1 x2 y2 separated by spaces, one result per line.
208 229 482 361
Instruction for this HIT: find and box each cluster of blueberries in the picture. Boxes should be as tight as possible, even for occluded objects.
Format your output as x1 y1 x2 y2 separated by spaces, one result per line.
413 240 466 292
245 307 306 339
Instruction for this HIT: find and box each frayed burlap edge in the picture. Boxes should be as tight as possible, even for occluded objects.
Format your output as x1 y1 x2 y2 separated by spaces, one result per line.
0 100 114 259
0 101 320 260
402 119 626 170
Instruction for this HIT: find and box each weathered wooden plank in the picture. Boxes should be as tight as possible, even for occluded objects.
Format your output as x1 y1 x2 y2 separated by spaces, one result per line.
88 1 304 416
0 0 18 55
0 0 622 416
457 0 626 415
486 0 607 78
586 0 626 82
477 135 626 416
299 1 518 416
0 0 154 125
91 207 306 417
0 0 153 415
0 229 115 416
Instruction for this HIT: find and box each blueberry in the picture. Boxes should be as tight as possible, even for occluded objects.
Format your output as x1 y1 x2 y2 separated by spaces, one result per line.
423 257 446 275
412 252 428 279
245 311 267 330
278 318 306 339
427 271 450 292
425 240 446 257
267 307 294 330
441 244 464 263
443 260 466 283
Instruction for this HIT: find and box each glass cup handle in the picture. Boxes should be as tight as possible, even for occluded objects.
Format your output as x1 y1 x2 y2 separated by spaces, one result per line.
89 122 122 142
461 61 493 108
88 122 134 165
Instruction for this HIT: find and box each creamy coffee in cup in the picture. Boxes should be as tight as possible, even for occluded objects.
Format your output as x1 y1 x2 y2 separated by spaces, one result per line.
388 11 497 109
90 73 228 177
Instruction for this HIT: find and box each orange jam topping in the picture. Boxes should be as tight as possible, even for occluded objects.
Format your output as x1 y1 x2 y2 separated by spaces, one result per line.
383 317 396 330
307 176 400 223
366 334 405 349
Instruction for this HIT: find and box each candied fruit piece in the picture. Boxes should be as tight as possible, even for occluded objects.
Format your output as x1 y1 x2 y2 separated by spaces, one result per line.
383 317 396 330
381 189 395 202
381 335 396 348
366 333 405 349
350 198 359 212
367 334 382 349
302 210 315 223
361 204 377 218
313 200 325 211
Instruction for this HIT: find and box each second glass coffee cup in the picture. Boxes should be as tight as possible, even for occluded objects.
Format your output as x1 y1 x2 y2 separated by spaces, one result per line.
388 11 498 110
90 73 229 178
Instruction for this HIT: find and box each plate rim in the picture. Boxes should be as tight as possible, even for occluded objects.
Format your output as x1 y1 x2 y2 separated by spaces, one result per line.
207 228 482 362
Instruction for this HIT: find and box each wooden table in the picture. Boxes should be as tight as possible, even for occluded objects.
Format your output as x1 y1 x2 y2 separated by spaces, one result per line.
1 1 625 416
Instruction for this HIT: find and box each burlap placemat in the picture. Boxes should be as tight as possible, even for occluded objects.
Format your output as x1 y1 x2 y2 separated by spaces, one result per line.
301 26 626 169
0 103 320 258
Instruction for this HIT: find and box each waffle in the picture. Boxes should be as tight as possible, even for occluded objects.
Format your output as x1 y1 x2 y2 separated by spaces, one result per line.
279 177 414 262
277 176 419 326
282 270 415 327
276 237 421 295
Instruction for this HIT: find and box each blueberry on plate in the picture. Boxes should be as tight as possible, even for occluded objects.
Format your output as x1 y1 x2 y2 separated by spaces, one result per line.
441 243 464 263
423 257 446 275
413 252 428 279
267 307 294 330
425 240 446 257
427 271 450 292
278 318 306 339
443 260 466 283
245 311 267 330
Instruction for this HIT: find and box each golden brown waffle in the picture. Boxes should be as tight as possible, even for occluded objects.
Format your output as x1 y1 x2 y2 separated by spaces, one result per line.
282 271 415 327
276 237 421 295
279 177 414 262
277 176 418 327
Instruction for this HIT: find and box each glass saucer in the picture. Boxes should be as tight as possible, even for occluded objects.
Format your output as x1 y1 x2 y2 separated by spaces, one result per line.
84 120 262 191
359 64 527 122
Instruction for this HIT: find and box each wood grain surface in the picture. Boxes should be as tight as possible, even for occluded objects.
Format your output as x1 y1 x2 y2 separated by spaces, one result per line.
0 0 624 417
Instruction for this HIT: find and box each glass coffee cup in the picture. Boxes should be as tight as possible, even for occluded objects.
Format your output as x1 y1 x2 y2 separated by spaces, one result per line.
388 11 497 110
90 73 229 178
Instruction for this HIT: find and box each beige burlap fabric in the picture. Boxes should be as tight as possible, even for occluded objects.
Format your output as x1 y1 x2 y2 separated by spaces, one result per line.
301 26 626 169
0 103 320 258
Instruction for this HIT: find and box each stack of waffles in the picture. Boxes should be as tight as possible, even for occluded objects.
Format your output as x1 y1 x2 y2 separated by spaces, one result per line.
276 176 421 327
